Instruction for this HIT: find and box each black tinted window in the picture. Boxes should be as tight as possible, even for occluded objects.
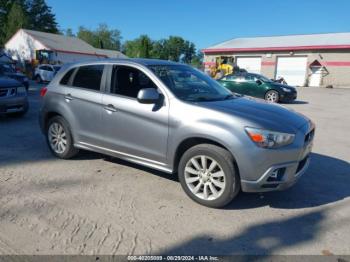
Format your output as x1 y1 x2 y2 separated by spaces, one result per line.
244 75 255 81
60 68 75 85
111 66 157 98
223 75 237 81
72 65 104 91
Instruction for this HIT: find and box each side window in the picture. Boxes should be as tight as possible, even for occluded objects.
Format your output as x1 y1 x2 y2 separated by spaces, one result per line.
60 68 75 85
244 75 255 81
111 66 157 98
46 66 53 72
72 65 104 91
224 75 237 81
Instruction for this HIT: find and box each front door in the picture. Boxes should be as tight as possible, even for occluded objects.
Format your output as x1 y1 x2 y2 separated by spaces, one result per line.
100 65 169 164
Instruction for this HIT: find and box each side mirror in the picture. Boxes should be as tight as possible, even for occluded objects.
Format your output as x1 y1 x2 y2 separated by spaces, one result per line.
137 88 160 104
256 79 263 85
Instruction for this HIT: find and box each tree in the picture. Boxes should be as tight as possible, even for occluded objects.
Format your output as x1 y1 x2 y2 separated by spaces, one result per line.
150 39 164 59
64 28 75 37
77 24 122 50
3 2 28 42
123 35 153 58
151 36 197 63
191 51 204 68
0 0 58 46
27 0 58 33
0 0 27 45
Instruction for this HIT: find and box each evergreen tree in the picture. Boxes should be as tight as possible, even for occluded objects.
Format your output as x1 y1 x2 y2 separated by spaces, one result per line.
0 0 27 45
27 0 58 33
3 2 28 42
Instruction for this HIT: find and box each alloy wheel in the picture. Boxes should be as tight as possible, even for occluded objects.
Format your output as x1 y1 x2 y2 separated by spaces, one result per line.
266 91 278 102
48 122 67 154
184 155 226 200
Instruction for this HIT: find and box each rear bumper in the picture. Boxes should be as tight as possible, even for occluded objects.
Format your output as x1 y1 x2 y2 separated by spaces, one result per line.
0 96 28 114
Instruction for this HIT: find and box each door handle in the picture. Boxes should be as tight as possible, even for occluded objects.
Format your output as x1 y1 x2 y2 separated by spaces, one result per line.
104 104 117 113
64 93 73 101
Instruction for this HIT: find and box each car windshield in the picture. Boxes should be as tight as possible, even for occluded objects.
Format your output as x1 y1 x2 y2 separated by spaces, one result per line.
256 74 273 83
149 64 234 102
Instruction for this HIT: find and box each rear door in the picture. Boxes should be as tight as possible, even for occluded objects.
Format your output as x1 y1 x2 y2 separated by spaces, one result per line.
62 64 106 146
100 65 169 164
220 75 246 94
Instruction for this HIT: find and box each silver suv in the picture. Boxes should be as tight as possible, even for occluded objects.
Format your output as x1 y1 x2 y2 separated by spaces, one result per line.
39 59 314 208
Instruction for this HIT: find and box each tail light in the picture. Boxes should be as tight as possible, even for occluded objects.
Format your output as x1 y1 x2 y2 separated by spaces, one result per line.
40 87 48 97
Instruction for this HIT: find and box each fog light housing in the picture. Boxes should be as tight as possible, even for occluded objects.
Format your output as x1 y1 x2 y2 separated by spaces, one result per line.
267 168 286 182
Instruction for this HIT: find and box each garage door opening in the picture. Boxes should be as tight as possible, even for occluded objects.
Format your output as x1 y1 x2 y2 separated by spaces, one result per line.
276 56 307 86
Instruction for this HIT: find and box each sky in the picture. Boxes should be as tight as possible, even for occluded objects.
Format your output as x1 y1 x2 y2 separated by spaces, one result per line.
47 0 350 50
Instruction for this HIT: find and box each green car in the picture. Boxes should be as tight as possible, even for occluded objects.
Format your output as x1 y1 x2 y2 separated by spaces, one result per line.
218 73 297 103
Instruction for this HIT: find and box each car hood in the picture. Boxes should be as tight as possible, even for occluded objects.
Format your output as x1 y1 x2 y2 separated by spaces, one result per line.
6 72 26 81
0 77 21 88
269 82 296 91
198 96 309 133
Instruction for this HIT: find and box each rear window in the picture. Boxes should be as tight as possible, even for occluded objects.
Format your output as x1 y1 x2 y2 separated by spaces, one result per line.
72 65 104 91
60 68 75 85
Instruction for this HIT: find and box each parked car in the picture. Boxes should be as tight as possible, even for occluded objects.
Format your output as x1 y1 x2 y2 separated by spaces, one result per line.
218 72 297 103
39 59 314 208
34 64 62 83
0 63 29 91
0 76 29 116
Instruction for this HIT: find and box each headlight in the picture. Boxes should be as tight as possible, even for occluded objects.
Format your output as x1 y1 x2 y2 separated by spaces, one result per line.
245 127 295 148
282 87 291 92
23 77 29 82
16 86 27 94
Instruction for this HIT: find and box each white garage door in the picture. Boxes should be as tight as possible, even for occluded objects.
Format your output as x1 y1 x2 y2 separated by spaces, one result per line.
236 57 261 74
276 57 308 86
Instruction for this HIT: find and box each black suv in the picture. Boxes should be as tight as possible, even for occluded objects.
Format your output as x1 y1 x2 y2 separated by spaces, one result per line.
0 64 29 91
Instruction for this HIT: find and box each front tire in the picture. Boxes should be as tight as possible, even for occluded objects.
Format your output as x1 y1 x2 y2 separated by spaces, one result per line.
178 144 240 208
46 116 79 159
265 90 280 103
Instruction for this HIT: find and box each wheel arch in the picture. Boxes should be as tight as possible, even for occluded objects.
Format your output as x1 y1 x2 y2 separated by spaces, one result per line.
172 136 240 175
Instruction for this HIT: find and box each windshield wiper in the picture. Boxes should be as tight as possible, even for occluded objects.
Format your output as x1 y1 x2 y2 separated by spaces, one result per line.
194 97 218 102
222 94 234 100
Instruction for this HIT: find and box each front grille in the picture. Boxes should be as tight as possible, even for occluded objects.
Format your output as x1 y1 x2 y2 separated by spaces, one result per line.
0 88 16 97
0 89 8 97
296 157 308 173
304 129 315 144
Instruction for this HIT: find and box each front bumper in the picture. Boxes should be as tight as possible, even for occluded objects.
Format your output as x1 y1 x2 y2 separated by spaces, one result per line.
0 95 28 114
241 155 310 192
280 91 297 102
240 123 314 193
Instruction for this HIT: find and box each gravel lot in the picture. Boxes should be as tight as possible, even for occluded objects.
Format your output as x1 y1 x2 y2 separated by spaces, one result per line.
0 85 349 255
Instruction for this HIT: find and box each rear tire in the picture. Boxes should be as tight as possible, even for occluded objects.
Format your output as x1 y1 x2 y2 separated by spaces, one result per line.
178 144 240 208
46 116 79 159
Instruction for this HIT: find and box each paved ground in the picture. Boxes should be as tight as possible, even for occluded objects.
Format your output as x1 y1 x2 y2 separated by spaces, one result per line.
0 85 349 255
